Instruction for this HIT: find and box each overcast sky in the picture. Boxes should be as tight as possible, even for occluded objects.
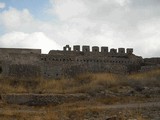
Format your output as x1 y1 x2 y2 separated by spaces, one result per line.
0 0 160 57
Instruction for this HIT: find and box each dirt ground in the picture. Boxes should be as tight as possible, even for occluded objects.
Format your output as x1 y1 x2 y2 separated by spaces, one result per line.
0 71 160 119
0 94 160 120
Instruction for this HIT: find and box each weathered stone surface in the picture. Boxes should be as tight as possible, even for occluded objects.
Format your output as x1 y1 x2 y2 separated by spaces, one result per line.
1 94 89 106
0 45 159 79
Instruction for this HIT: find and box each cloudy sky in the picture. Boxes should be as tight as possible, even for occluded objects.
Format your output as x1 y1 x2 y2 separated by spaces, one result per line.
0 0 160 57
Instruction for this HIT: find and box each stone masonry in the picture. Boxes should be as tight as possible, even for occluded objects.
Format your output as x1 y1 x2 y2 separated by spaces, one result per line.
0 45 159 79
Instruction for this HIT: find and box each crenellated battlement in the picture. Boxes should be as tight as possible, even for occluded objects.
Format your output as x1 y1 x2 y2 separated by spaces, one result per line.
0 45 158 79
63 45 133 54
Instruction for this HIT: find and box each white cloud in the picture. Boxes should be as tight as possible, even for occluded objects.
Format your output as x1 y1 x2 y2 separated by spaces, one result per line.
0 7 62 52
0 2 5 9
0 31 61 53
0 8 41 32
49 0 88 21
115 0 130 6
48 0 160 57
0 0 160 57
136 18 160 57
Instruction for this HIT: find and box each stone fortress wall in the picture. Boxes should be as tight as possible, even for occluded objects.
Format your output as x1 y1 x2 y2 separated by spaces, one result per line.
0 48 41 78
0 45 159 79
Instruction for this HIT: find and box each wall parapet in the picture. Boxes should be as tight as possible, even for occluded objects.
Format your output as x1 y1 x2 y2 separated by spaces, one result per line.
1 45 158 79
62 45 133 54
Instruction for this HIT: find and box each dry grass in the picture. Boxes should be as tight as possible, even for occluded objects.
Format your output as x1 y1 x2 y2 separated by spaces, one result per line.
35 73 123 94
129 69 160 80
0 69 159 94
127 69 160 88
0 78 27 94
0 70 159 119
0 103 152 120
0 70 158 120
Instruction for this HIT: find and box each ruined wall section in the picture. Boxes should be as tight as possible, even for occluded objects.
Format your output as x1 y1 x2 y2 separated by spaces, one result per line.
6 54 41 78
144 58 160 65
0 46 145 79
140 58 160 72
41 45 143 78
0 48 41 63
0 48 41 78
140 65 160 72
41 53 77 78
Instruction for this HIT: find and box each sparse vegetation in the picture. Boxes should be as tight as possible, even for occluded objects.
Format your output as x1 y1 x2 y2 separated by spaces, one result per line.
0 69 159 94
0 102 157 120
0 69 159 119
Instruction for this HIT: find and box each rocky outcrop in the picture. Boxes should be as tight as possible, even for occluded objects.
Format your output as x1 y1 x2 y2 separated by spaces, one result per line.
1 93 89 106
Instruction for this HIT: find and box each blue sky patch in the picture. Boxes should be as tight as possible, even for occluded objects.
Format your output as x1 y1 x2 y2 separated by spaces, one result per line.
0 0 50 20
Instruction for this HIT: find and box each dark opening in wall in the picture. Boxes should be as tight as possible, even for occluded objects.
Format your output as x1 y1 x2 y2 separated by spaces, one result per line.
69 58 72 61
0 66 2 74
66 48 69 51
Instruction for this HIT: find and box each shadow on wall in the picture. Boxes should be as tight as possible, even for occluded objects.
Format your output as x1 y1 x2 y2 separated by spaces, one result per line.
0 66 2 74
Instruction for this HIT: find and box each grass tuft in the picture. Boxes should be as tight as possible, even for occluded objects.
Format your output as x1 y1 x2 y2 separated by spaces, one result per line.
0 69 159 94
